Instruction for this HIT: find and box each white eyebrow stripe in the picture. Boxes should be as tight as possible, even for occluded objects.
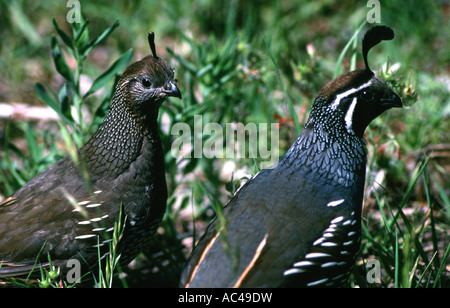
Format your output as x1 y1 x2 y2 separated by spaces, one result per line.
330 80 372 110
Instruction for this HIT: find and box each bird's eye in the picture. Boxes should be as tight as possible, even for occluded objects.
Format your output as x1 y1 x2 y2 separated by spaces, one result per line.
361 90 372 100
142 78 152 88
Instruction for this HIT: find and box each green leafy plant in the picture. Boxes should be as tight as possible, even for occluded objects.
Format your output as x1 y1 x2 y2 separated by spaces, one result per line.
95 207 127 288
36 17 131 147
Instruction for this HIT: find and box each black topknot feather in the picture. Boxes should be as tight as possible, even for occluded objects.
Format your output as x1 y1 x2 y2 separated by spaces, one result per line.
362 26 394 71
148 32 158 59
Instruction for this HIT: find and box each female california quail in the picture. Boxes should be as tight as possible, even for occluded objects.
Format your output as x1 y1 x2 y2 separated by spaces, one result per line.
0 33 181 281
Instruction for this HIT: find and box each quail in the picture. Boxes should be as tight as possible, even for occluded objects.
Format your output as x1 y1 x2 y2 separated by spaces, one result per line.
0 33 181 279
180 26 402 288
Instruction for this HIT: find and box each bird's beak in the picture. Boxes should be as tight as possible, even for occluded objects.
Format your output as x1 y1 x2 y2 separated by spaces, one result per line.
163 80 182 99
382 92 402 109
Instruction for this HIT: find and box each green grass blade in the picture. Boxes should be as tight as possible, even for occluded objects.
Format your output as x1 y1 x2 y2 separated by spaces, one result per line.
263 36 301 134
333 20 366 78
433 243 450 288
394 229 399 288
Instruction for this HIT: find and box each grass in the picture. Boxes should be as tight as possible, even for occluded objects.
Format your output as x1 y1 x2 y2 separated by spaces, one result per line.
0 1 448 288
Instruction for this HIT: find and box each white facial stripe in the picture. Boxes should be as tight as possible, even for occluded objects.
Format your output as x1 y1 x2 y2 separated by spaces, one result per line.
330 80 372 110
345 97 358 133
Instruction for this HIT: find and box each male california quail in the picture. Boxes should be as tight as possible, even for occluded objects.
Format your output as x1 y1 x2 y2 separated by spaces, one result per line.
0 33 181 279
180 26 402 287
